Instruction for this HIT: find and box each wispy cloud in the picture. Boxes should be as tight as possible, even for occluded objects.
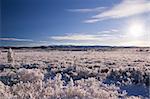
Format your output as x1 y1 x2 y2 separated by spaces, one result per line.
97 29 119 34
50 28 150 46
67 7 106 13
0 38 51 47
51 34 100 41
50 32 149 46
84 0 150 23
0 38 33 42
50 29 121 41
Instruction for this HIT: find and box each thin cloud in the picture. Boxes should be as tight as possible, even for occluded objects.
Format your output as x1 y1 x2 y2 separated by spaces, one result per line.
97 29 119 34
67 7 106 13
39 41 48 43
0 38 33 42
50 33 124 46
84 0 150 23
51 34 100 41
50 28 149 46
50 31 122 41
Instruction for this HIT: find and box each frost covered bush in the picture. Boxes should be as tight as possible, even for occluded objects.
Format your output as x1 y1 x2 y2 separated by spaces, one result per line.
105 68 150 86
0 48 149 98
0 81 13 98
21 62 47 69
0 70 19 86
0 73 145 99
11 80 44 99
17 68 44 83
7 48 14 63
74 78 123 99
15 74 124 99
61 66 98 81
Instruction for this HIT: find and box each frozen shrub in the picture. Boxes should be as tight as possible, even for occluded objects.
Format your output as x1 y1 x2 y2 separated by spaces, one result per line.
21 62 47 69
101 68 109 73
62 86 87 99
71 78 123 99
17 68 44 82
0 64 5 71
21 63 39 69
0 48 149 98
0 71 19 86
105 68 149 86
43 77 124 99
7 48 14 63
0 73 142 99
68 78 74 87
53 73 64 89
0 81 12 98
11 80 43 99
0 75 18 86
72 66 96 80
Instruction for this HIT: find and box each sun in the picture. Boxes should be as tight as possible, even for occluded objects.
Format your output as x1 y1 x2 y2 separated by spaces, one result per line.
127 19 145 38
128 23 144 38
123 18 147 46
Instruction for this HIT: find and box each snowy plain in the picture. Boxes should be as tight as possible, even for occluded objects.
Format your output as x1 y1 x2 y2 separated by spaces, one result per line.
0 47 149 99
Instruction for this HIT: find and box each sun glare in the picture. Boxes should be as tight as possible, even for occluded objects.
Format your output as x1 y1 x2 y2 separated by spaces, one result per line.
127 19 145 38
129 23 144 37
123 18 147 46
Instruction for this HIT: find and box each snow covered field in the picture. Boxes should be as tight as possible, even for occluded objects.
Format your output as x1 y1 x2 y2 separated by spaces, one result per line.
0 48 149 99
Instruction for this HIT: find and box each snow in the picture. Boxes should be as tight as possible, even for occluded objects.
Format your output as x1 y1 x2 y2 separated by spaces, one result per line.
0 48 149 99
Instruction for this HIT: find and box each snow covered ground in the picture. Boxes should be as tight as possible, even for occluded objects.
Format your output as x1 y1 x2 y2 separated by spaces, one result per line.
0 48 149 99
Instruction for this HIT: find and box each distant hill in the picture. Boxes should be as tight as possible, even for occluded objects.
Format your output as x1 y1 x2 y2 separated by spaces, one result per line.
0 45 149 51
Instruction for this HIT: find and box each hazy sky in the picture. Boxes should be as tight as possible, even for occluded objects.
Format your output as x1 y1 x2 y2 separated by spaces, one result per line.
0 0 150 46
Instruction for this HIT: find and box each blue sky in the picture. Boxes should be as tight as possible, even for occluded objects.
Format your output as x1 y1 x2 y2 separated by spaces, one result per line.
0 0 150 46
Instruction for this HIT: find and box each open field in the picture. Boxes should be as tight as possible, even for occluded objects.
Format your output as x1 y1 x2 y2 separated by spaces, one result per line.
0 47 150 99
